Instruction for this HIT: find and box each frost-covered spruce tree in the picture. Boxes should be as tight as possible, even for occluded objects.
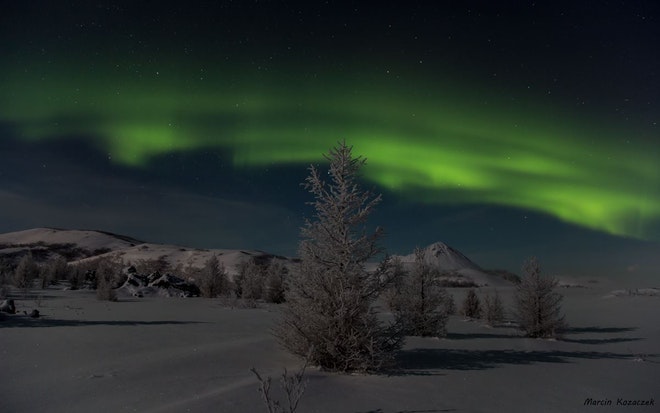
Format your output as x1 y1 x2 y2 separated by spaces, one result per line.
277 141 401 372
390 248 449 337
514 257 566 338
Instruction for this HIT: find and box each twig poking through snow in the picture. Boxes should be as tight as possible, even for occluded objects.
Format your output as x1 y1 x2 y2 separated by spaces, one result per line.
251 355 309 413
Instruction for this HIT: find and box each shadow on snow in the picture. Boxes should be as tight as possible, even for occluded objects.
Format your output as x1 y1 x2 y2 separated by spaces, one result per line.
390 348 654 375
446 332 518 340
561 337 644 345
563 326 637 334
0 316 207 328
357 409 456 413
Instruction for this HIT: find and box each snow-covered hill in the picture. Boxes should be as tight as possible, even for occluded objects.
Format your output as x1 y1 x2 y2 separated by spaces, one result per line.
394 242 512 287
0 228 294 277
0 227 141 252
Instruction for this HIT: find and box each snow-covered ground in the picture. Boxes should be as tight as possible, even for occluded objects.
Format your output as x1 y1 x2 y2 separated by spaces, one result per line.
2 285 658 412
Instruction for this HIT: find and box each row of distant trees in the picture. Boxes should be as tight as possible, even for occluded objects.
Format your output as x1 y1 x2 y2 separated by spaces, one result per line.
0 248 290 305
0 253 134 301
0 254 63 292
1 242 559 343
193 255 288 303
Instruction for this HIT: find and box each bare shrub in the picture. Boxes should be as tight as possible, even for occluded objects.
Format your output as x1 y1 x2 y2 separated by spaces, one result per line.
514 257 566 338
483 290 504 326
199 255 229 298
461 288 482 319
389 248 450 337
277 141 401 372
251 357 309 413
95 258 121 301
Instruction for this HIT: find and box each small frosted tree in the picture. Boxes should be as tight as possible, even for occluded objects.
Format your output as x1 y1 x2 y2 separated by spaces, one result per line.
242 260 266 300
41 256 69 289
389 248 450 337
514 257 566 338
483 290 504 326
382 256 407 309
461 288 482 319
264 261 288 304
199 255 229 298
277 141 401 372
96 258 119 301
13 253 39 291
0 257 12 287
67 264 85 290
444 293 457 315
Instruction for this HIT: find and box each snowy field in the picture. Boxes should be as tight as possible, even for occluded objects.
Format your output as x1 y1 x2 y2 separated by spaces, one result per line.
2 285 658 413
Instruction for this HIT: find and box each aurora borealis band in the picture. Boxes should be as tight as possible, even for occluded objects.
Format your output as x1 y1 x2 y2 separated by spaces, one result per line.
1 1 658 276
3 59 658 241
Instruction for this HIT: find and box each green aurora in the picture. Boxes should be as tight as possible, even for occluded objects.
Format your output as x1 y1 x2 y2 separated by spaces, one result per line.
1 62 658 241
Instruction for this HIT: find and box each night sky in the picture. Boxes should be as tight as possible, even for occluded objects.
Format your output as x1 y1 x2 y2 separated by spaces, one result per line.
1 1 658 280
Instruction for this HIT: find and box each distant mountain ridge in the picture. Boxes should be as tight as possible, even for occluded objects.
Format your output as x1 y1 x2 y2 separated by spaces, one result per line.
0 228 513 286
0 228 294 277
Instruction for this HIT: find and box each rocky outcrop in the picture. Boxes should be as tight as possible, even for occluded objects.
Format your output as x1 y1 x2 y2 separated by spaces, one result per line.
118 271 200 297
0 299 16 314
